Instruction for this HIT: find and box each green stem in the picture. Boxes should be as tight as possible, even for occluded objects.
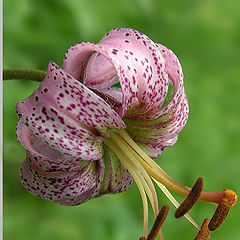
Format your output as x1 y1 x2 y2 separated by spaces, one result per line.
3 69 46 82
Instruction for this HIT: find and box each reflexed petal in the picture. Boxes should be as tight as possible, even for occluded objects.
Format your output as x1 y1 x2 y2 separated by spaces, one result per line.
125 92 188 150
17 121 88 172
19 134 132 205
151 43 185 119
16 61 126 159
123 43 188 155
136 136 178 159
99 28 169 118
20 156 105 206
63 28 169 118
84 52 118 88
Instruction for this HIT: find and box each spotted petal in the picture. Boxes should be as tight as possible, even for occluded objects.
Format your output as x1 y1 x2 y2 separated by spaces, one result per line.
124 45 188 158
17 121 87 172
151 43 185 119
19 125 132 205
63 28 169 119
136 136 178 159
20 155 105 206
126 91 188 156
16 61 126 159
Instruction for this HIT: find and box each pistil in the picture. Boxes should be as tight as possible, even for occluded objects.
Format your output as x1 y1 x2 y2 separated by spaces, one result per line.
208 189 238 231
104 129 238 237
105 137 158 236
107 129 227 204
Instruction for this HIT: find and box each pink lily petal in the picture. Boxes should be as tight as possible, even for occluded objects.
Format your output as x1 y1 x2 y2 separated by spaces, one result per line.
19 130 132 205
121 42 188 157
126 92 188 154
90 88 122 114
99 28 170 119
20 156 105 206
16 61 126 159
63 28 169 118
136 136 178 159
17 121 88 172
149 44 185 119
84 52 118 88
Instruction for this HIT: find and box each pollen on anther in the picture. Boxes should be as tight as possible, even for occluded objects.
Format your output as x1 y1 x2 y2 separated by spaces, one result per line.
194 218 211 240
147 205 169 240
175 177 203 218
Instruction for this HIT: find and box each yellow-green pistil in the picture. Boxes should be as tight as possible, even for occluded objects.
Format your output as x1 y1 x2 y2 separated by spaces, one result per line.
105 129 237 238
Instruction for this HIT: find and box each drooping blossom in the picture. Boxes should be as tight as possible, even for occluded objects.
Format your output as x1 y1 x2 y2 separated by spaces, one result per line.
16 28 237 238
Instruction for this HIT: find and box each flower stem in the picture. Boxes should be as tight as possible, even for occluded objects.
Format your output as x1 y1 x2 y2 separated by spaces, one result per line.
3 69 46 82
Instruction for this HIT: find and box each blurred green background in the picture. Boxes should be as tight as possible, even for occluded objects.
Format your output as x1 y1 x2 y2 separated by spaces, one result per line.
3 0 240 239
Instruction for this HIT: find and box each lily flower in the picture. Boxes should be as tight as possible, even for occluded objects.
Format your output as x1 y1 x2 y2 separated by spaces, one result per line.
16 28 237 238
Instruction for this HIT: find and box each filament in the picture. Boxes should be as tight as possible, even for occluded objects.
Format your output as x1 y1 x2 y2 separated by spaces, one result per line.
106 140 149 236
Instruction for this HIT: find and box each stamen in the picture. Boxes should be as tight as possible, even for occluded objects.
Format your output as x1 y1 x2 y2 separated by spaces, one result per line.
106 133 159 216
106 130 199 228
194 218 211 240
105 130 237 236
120 144 159 216
106 140 149 236
117 130 226 204
175 177 203 218
208 189 238 231
118 130 190 196
154 179 199 229
147 205 169 240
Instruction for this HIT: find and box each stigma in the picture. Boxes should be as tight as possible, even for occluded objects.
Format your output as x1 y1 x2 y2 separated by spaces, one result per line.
105 129 237 239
